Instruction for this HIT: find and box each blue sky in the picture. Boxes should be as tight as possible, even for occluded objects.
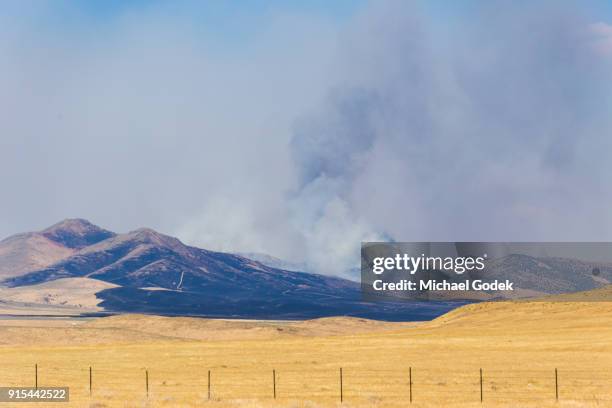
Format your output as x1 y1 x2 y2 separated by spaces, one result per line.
67 0 612 24
63 0 366 21
28 0 612 53
22 0 367 56
11 1 612 54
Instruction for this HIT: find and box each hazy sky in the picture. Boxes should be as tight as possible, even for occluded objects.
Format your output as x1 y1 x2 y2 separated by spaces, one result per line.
2 1 612 277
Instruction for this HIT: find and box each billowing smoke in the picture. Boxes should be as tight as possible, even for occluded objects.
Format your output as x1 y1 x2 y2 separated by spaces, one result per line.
287 1 612 276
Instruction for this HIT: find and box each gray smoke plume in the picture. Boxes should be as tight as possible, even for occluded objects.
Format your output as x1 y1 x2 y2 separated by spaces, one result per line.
288 1 612 276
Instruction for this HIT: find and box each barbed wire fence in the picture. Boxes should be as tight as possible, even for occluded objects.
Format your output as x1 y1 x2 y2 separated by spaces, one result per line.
8 364 612 404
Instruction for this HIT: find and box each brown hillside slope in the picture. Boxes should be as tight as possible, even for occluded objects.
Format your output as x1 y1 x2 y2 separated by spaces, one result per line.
83 314 416 341
0 233 74 279
0 277 117 312
0 219 115 279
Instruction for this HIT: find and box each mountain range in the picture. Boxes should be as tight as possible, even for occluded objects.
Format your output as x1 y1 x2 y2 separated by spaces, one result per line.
0 219 456 320
3 220 608 319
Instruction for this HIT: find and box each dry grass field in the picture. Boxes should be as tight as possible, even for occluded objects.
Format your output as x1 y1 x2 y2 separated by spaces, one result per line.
0 294 611 407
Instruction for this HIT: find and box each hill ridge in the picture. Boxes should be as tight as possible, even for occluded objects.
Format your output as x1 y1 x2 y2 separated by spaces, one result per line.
0 219 452 320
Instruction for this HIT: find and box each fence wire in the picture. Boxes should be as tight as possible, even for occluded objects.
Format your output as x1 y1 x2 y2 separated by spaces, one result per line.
2 364 611 404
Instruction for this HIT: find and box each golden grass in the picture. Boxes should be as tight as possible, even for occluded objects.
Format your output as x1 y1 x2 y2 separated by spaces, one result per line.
0 278 117 310
0 299 610 407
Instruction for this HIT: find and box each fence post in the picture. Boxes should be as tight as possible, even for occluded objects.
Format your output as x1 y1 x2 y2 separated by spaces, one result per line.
340 367 343 403
409 367 413 403
479 368 483 403
555 368 558 401
35 364 38 389
207 370 211 400
273 369 276 399
89 366 92 396
145 370 149 398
